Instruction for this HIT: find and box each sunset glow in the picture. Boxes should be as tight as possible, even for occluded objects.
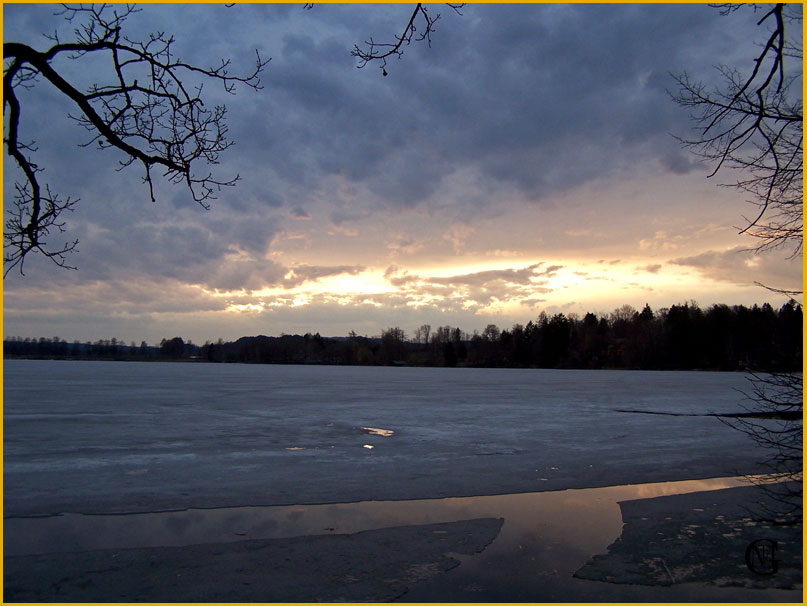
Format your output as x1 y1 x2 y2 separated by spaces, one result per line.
3 3 801 343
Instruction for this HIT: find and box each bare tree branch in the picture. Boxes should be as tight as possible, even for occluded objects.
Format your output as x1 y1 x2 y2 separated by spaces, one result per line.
671 3 803 258
351 3 464 76
3 3 269 274
753 282 803 302
718 371 803 524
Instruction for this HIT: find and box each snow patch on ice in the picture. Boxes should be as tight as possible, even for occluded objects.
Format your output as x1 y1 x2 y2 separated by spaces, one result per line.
361 427 395 437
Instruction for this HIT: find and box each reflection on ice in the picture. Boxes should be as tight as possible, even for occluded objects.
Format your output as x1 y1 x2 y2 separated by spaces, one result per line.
4 475 753 558
361 427 395 437
7 476 797 602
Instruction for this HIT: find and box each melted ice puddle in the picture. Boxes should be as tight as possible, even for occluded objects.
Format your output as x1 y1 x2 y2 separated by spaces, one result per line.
4 476 752 557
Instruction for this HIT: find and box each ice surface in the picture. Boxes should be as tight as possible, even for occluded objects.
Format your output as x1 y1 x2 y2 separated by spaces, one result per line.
3 360 777 515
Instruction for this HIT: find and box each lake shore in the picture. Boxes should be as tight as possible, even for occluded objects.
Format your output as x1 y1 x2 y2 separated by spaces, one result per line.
4 484 801 602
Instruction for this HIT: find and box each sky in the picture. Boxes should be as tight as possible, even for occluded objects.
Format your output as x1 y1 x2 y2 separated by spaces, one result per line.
3 2 803 345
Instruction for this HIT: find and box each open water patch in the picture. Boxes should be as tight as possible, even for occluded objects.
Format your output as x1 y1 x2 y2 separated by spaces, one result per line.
4 476 796 602
1 476 756 555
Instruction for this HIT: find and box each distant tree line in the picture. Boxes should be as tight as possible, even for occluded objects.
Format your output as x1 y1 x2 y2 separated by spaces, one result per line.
4 300 801 372
3 336 199 361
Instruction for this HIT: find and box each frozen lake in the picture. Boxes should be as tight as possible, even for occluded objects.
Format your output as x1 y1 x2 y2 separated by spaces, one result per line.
5 360 799 602
4 360 769 516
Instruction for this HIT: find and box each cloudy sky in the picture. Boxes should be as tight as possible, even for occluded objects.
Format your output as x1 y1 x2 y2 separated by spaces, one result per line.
3 3 802 344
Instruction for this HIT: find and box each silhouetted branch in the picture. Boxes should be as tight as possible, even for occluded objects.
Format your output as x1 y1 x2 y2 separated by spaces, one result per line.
719 371 803 524
672 3 803 257
4 3 269 274
753 282 802 301
351 3 464 75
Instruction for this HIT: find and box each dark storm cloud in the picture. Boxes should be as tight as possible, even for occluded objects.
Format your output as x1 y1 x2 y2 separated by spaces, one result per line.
439 4 732 192
301 3 738 203
6 3 756 210
202 3 762 213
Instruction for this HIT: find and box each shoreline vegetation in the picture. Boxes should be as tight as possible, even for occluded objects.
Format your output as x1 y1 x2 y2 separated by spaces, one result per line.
4 301 801 372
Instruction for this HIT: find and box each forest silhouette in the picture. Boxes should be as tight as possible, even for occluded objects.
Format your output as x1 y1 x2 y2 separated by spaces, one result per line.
4 300 801 373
